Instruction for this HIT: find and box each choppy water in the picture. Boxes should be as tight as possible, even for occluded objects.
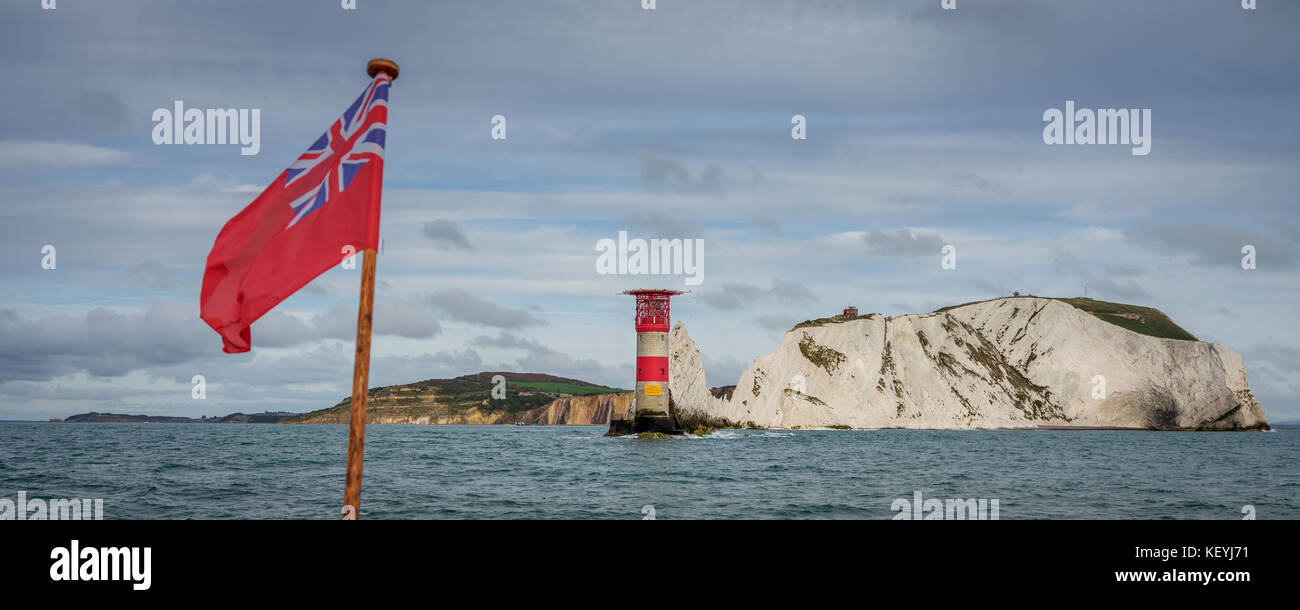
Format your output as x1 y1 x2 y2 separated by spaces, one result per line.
1 423 1296 519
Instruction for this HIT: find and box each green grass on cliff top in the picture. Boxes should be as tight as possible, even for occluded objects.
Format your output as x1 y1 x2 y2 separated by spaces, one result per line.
789 296 1197 342
934 296 1198 341
512 381 628 395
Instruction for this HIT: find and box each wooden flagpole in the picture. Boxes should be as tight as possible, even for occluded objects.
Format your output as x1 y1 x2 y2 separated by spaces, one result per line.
343 248 376 519
343 58 398 520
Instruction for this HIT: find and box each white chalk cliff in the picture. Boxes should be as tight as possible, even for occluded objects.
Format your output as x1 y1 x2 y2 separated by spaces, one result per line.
667 297 1268 430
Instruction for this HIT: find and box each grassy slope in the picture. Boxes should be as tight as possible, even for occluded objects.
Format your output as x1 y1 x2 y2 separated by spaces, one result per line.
286 373 626 423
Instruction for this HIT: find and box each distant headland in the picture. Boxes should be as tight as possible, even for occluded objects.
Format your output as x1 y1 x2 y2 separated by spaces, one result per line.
53 411 301 424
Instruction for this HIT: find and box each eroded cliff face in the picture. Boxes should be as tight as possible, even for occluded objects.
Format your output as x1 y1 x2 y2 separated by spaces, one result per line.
523 393 632 425
667 297 1268 430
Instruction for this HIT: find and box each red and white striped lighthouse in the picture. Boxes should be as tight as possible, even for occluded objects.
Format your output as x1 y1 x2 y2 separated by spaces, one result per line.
622 289 686 433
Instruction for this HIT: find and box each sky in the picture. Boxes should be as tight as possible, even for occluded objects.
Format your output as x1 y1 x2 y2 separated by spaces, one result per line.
1 0 1297 421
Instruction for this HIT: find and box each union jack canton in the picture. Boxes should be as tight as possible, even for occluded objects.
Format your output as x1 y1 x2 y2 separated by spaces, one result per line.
284 73 390 228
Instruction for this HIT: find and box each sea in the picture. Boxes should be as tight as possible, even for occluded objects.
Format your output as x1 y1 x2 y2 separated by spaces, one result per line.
2 423 1297 519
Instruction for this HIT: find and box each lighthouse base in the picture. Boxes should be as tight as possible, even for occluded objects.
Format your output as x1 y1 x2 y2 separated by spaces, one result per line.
631 413 682 434
604 413 683 437
605 392 683 436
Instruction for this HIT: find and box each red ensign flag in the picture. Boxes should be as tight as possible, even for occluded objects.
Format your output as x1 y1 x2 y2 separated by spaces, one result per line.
201 74 390 352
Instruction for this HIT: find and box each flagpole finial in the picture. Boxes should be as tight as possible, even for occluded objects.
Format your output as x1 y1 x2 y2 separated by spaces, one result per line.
367 58 399 81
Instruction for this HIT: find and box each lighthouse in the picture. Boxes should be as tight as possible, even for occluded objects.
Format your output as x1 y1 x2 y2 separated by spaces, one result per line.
621 289 686 434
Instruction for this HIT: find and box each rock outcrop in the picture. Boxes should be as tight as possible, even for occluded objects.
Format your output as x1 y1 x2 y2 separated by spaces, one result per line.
667 297 1269 431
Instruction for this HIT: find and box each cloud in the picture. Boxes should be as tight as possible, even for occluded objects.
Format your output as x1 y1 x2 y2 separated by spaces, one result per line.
862 229 945 258
0 301 214 383
1085 278 1149 301
702 353 749 388
1124 222 1300 271
951 170 1006 194
751 218 781 233
1242 343 1300 413
755 313 797 332
371 297 443 338
422 219 474 250
1051 248 1150 301
623 211 705 238
0 296 445 385
370 349 484 384
1104 262 1143 276
472 332 625 384
61 90 135 138
1246 344 1300 377
640 151 726 197
256 297 442 346
966 277 1000 295
122 261 184 291
428 289 544 329
700 279 816 310
0 141 130 169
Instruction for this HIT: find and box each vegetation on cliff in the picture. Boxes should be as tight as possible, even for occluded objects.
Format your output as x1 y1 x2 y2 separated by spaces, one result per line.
791 312 878 330
798 333 847 375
